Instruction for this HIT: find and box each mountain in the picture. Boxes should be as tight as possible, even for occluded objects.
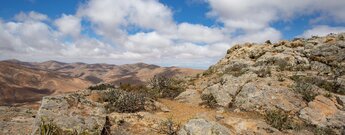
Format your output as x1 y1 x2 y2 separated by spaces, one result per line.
3 60 203 85
0 62 90 105
0 60 203 106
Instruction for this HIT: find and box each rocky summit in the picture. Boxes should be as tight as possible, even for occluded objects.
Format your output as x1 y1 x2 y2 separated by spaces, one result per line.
2 33 345 135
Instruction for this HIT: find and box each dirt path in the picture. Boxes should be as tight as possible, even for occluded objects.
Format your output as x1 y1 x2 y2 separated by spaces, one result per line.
155 99 262 125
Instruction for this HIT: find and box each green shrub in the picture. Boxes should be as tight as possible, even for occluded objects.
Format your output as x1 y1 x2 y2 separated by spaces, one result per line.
294 82 318 102
157 118 180 135
148 76 185 99
88 83 115 90
103 89 147 113
200 94 218 108
265 110 294 131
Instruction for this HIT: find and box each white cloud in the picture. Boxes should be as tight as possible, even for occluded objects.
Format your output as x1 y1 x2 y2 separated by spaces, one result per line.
301 25 345 38
1 0 345 69
54 14 81 37
77 0 176 43
14 11 48 21
207 0 345 31
176 23 228 43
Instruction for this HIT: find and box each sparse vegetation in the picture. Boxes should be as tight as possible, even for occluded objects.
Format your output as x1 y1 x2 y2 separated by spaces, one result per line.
265 110 294 131
291 75 345 95
294 82 318 102
200 94 218 108
157 118 181 135
312 127 337 135
39 121 62 135
103 89 147 113
277 74 285 82
88 83 115 90
255 67 271 78
148 76 185 99
224 63 248 77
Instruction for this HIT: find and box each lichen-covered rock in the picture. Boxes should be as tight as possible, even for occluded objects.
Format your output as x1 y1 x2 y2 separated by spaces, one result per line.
178 118 231 135
235 81 306 113
33 91 107 134
299 95 345 128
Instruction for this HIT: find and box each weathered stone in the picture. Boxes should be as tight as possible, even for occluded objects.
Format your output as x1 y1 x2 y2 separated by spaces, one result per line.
222 117 281 134
235 81 306 113
33 92 107 134
178 118 231 135
299 95 345 128
175 89 203 105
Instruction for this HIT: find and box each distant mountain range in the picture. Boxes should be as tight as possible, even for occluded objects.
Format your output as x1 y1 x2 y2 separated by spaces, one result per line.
0 60 203 105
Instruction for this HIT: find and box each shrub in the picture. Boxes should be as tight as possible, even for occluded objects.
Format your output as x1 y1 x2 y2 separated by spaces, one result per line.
312 127 337 135
291 75 344 95
157 118 181 135
265 110 294 131
200 94 218 108
88 83 115 90
39 121 62 135
224 63 248 77
103 89 147 113
148 76 185 99
255 67 271 78
277 74 285 82
294 82 318 102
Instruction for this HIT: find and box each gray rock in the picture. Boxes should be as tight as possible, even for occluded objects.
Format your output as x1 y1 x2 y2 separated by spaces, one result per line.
234 81 306 113
33 92 106 134
175 89 203 105
178 119 231 135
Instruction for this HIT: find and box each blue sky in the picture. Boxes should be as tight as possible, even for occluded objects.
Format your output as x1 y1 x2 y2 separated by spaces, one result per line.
0 0 345 69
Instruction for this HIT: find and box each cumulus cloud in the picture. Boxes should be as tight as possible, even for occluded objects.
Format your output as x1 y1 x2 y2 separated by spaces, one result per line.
1 0 345 68
54 14 81 37
300 25 345 38
14 11 48 21
207 0 345 31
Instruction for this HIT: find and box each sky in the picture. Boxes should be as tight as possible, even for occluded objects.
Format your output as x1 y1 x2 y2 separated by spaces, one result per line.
1 0 345 69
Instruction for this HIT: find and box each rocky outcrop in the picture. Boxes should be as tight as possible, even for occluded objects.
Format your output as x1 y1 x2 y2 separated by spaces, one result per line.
33 90 107 134
178 118 231 135
185 33 345 133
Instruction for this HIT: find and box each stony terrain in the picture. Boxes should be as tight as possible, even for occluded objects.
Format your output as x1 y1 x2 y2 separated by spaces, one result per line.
1 33 345 135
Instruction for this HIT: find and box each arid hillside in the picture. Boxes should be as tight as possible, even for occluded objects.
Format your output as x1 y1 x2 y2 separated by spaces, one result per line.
3 60 203 85
0 60 203 106
0 62 90 105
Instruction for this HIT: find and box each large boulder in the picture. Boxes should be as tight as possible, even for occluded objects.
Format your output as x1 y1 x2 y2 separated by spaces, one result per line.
33 91 107 134
234 80 306 113
178 118 231 135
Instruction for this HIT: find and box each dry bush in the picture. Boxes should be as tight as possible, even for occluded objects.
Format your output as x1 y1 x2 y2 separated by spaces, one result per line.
200 94 218 108
103 89 147 113
157 118 181 135
148 76 185 99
